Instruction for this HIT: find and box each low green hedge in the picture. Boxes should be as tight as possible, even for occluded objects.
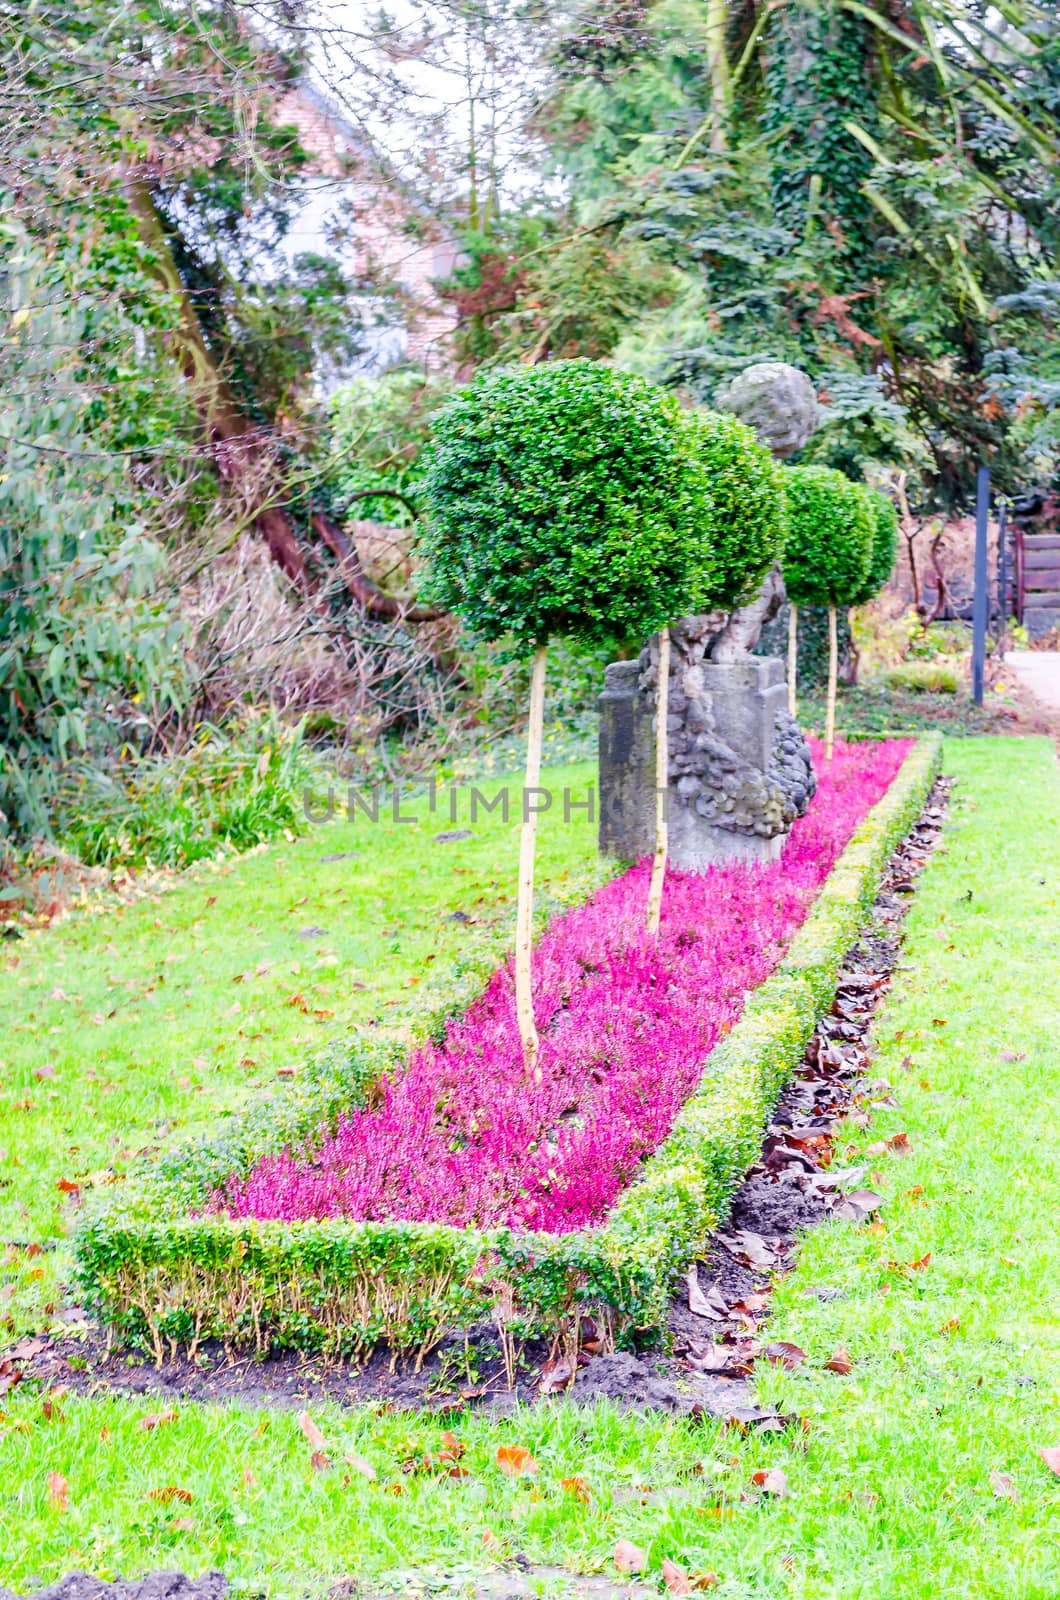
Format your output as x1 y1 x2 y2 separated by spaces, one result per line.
75 735 942 1364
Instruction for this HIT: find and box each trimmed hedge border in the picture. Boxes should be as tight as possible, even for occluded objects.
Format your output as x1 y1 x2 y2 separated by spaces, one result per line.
75 735 942 1364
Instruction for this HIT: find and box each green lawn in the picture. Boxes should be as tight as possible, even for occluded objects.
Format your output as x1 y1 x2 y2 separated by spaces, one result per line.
1 737 1059 1599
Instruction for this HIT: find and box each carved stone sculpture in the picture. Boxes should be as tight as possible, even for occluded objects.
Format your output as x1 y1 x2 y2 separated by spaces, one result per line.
598 362 820 870
716 361 819 459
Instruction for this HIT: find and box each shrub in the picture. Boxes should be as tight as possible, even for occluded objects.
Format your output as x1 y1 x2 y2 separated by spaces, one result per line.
852 486 900 605
682 409 788 610
56 714 319 870
783 465 875 754
783 464 874 607
883 662 959 694
421 360 717 1067
419 360 713 647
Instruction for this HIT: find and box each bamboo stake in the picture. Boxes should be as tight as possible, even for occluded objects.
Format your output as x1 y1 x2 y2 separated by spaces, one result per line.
646 626 671 936
825 603 838 759
515 642 548 1081
787 602 798 717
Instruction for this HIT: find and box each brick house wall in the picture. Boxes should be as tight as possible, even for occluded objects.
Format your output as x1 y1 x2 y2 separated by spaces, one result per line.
273 81 458 372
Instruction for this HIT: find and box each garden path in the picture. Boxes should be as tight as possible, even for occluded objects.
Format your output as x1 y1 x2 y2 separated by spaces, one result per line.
1006 649 1060 712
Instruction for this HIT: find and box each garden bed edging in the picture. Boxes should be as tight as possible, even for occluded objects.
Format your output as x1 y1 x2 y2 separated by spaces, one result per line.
74 734 942 1365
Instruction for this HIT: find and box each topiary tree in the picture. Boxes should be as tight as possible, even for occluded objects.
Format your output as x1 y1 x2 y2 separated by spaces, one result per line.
681 409 789 612
851 487 900 605
421 359 713 1074
782 464 873 757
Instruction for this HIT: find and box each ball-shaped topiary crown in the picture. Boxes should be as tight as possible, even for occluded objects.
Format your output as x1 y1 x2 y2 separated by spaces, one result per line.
419 360 714 648
682 408 788 611
782 464 874 607
851 486 900 605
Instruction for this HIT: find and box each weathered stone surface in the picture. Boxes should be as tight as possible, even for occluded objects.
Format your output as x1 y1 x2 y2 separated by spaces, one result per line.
716 361 819 459
598 631 816 870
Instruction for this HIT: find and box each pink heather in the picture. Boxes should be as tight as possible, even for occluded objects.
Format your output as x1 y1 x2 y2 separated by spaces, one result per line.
214 738 912 1235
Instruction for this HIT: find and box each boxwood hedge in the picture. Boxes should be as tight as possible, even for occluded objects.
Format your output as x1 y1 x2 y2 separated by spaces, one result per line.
75 735 942 1365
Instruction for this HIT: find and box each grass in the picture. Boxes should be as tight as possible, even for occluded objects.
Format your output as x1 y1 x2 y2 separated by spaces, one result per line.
0 761 600 1314
2 737 1059 1598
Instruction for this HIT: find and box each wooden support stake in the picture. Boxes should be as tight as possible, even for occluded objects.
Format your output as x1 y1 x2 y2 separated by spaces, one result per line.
787 602 798 717
825 603 838 759
646 626 671 936
515 642 548 1081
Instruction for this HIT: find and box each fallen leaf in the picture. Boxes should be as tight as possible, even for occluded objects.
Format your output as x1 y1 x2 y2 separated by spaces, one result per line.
834 1189 884 1222
8 1338 44 1360
751 1467 789 1498
686 1269 726 1320
614 1538 647 1574
940 1317 960 1334
561 1474 592 1503
662 1558 692 1594
139 1409 177 1431
170 1516 195 1533
1040 1447 1060 1477
147 1486 193 1504
762 1341 806 1371
825 1345 853 1375
344 1453 377 1481
46 1471 68 1512
438 1430 465 1463
296 1409 328 1453
539 1355 576 1394
999 1051 1026 1063
310 1450 331 1473
41 1385 69 1421
989 1470 1019 1502
496 1444 537 1478
717 1229 777 1269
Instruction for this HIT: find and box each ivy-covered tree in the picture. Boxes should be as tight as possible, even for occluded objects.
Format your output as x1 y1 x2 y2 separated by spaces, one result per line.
783 465 873 756
422 360 712 1068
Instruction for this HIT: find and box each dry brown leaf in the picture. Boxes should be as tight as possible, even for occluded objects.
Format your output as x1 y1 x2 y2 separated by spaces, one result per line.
561 1474 592 1503
139 1409 177 1431
763 1341 806 1371
751 1467 789 1498
46 1471 68 1512
662 1558 691 1594
310 1450 331 1473
344 1453 378 1481
989 1470 1019 1502
170 1516 195 1533
496 1444 538 1478
1040 1447 1060 1477
614 1538 647 1574
297 1409 328 1453
825 1345 853 1375
147 1486 193 1505
686 1269 724 1320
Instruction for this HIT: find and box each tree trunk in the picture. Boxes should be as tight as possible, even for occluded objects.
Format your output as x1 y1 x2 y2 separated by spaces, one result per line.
515 642 548 1081
825 603 838 758
126 176 441 621
706 0 731 152
646 626 671 936
787 602 798 716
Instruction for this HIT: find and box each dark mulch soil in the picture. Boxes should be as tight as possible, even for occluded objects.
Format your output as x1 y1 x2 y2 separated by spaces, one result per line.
1 782 951 1600
0 1576 228 1600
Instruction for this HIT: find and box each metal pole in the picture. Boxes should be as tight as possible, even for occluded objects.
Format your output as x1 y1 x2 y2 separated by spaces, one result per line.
996 498 1008 661
972 465 990 706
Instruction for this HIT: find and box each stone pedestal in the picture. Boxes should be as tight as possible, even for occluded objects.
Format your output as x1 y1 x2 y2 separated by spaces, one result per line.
598 651 815 871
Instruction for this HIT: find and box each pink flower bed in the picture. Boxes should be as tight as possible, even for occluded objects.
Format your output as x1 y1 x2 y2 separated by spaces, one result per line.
215 737 911 1235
